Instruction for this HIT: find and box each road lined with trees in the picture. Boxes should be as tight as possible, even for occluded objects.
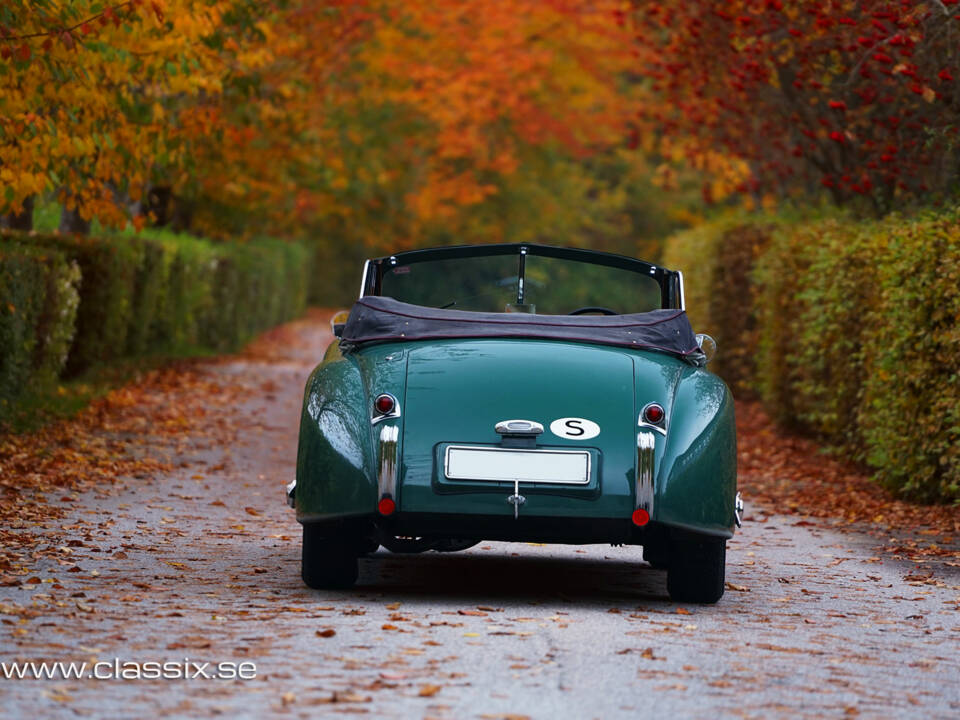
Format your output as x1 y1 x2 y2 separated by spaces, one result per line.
1 312 957 719
0 12 958 713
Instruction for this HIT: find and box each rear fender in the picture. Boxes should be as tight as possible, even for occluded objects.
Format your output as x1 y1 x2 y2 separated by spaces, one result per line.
655 368 737 538
295 343 409 522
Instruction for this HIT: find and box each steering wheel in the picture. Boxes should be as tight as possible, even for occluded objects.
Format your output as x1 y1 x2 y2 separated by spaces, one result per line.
568 306 619 316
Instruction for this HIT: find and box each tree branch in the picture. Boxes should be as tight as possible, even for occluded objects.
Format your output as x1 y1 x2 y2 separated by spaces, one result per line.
0 2 134 43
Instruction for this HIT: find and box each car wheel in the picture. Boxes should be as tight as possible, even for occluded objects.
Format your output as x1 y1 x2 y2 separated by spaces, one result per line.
666 534 725 604
643 544 668 570
301 524 359 590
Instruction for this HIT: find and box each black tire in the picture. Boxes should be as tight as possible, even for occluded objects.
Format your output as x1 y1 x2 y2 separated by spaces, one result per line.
301 525 359 590
666 534 726 604
643 544 669 570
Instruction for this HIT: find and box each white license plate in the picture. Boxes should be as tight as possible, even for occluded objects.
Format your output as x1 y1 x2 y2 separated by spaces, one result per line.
444 446 591 485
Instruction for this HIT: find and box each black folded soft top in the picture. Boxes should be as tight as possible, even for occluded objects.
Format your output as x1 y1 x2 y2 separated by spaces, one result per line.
341 296 704 362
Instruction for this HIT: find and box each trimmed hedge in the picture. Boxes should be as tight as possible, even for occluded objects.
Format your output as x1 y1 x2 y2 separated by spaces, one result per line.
663 215 778 398
664 210 960 503
0 241 81 412
0 230 309 421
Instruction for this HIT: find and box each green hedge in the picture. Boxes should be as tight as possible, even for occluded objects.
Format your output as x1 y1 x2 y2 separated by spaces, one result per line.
0 230 309 421
0 241 81 413
664 209 960 503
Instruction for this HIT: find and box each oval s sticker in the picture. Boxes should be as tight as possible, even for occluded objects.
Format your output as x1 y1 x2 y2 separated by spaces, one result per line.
550 417 600 440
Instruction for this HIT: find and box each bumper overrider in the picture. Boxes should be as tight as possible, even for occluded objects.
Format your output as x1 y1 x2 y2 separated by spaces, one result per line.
286 479 296 508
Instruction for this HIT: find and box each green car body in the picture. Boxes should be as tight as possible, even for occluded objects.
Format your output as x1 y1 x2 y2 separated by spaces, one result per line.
290 243 739 602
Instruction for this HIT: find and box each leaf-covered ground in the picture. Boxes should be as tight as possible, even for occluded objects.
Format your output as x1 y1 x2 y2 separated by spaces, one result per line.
738 402 959 571
1 311 958 718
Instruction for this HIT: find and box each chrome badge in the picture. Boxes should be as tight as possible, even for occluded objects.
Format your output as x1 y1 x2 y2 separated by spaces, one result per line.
494 419 544 436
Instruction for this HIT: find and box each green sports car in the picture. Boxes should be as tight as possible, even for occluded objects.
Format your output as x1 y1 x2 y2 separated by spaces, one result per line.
288 243 741 603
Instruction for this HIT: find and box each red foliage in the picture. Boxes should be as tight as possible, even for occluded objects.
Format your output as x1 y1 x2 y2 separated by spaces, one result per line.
632 1 960 209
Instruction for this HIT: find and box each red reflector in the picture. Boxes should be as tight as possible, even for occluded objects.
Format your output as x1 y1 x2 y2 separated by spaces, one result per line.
374 394 395 414
643 403 665 424
378 497 396 516
632 508 650 526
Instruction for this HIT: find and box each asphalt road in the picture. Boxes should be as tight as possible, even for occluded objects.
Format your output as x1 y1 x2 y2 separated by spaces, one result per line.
1 314 959 719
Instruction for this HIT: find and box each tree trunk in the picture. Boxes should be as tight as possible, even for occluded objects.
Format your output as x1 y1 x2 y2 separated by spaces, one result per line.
0 195 34 231
147 185 172 226
59 204 90 235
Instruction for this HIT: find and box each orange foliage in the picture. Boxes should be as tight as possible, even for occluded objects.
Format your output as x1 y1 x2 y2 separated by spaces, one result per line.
1 1 637 240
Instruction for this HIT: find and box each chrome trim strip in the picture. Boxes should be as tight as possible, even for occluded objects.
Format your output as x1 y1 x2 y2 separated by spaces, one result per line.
358 259 371 298
636 431 656 512
377 424 400 499
285 478 296 508
677 270 686 311
443 445 591 485
638 421 666 436
734 491 744 528
371 394 401 425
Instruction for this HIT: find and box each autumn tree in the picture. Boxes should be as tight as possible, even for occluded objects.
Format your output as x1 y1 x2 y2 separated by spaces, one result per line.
300 0 640 253
0 2 220 230
2 1 653 251
632 0 960 212
0 1 367 233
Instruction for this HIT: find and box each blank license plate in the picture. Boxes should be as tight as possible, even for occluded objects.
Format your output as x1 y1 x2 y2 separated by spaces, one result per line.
444 446 590 485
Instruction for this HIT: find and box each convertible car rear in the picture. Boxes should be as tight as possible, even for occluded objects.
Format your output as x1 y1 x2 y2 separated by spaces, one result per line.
288 243 740 603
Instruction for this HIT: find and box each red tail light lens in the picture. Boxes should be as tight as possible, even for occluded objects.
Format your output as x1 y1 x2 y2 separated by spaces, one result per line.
632 508 650 526
643 403 665 424
378 497 396 515
374 394 396 415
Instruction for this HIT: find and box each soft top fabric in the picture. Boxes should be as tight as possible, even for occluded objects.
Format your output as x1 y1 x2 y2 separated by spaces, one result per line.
341 296 705 362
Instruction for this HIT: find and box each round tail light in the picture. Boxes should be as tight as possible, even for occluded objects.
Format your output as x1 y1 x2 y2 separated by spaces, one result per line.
378 497 396 515
374 393 396 415
632 508 650 527
642 403 665 425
